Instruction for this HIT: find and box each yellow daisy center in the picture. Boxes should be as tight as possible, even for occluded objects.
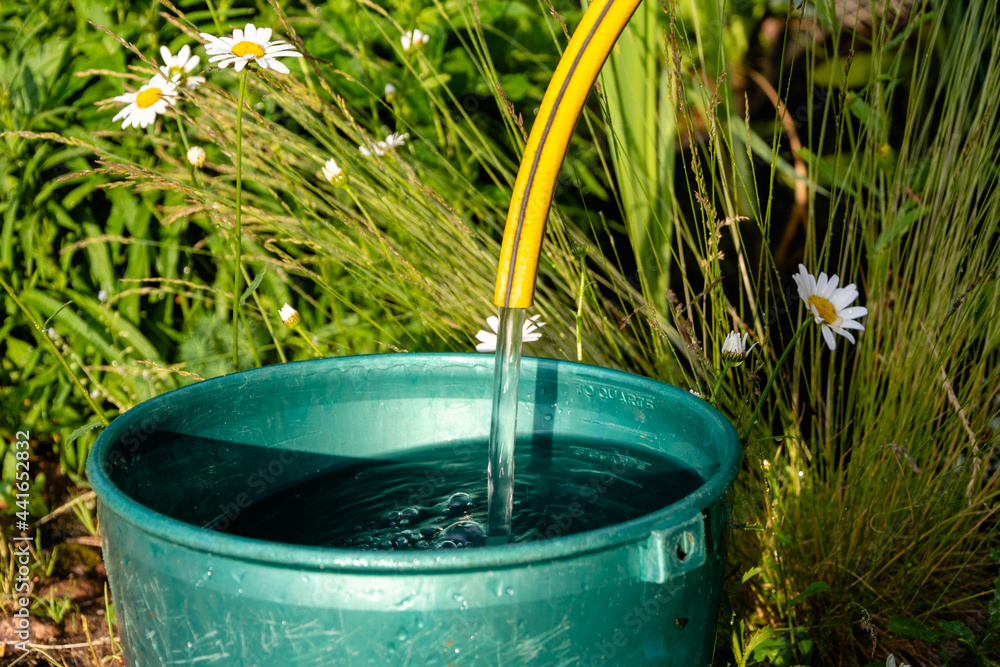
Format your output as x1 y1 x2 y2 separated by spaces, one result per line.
808 295 838 324
232 41 265 59
135 87 162 109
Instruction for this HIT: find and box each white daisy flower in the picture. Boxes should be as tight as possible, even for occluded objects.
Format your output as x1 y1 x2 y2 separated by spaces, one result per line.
792 264 868 350
384 82 397 99
358 132 409 157
97 289 108 303
383 132 408 149
321 158 345 185
721 330 756 363
112 74 178 129
200 23 302 74
400 29 429 52
279 303 300 328
886 655 910 667
159 44 205 89
187 146 206 168
475 314 544 353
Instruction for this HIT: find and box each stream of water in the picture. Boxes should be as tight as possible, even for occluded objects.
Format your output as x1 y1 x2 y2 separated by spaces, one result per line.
486 306 524 544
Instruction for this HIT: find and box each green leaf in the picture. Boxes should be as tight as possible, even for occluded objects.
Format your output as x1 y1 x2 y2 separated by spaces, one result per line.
889 616 941 643
846 94 886 139
789 581 832 608
419 74 452 90
745 626 779 657
748 129 830 196
874 205 929 255
884 12 938 50
937 619 975 642
741 566 763 586
65 418 105 445
239 268 266 306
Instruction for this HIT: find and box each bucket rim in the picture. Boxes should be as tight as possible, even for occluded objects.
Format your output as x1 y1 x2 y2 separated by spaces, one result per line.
88 353 742 573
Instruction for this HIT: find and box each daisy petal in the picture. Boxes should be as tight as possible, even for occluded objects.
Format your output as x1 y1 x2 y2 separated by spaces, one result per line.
267 59 290 74
822 326 837 350
839 306 868 320
825 274 839 295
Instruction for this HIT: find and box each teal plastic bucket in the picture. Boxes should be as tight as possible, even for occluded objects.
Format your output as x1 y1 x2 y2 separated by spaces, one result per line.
88 354 740 666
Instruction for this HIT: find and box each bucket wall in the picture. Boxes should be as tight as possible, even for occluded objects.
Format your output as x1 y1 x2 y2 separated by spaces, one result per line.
88 354 741 666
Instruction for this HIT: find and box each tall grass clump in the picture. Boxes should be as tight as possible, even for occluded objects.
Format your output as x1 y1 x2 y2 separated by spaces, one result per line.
692 0 1000 663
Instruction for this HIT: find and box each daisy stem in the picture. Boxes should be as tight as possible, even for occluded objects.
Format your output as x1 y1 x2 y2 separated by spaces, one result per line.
741 319 811 442
348 188 390 258
232 67 250 372
174 116 198 186
295 327 324 358
708 359 734 404
175 115 190 151
0 274 108 427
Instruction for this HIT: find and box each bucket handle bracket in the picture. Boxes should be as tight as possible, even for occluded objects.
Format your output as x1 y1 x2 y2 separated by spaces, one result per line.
640 514 706 584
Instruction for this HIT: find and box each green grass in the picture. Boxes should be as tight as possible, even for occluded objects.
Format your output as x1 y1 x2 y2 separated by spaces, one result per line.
1 0 999 665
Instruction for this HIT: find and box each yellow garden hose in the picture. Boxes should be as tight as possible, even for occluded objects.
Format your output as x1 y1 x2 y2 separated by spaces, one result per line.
494 0 644 308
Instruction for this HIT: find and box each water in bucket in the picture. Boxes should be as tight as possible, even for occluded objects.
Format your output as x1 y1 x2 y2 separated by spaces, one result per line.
219 437 705 549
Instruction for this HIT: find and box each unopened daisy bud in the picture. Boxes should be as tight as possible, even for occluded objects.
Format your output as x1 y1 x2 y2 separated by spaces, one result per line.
722 331 750 361
187 146 206 168
385 83 397 101
279 303 300 328
321 158 345 186
401 29 429 53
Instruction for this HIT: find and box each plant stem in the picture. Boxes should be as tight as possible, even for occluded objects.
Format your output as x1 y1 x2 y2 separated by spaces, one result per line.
175 115 198 186
741 320 811 442
0 274 108 426
708 359 733 403
204 0 223 34
296 328 324 358
232 67 250 372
